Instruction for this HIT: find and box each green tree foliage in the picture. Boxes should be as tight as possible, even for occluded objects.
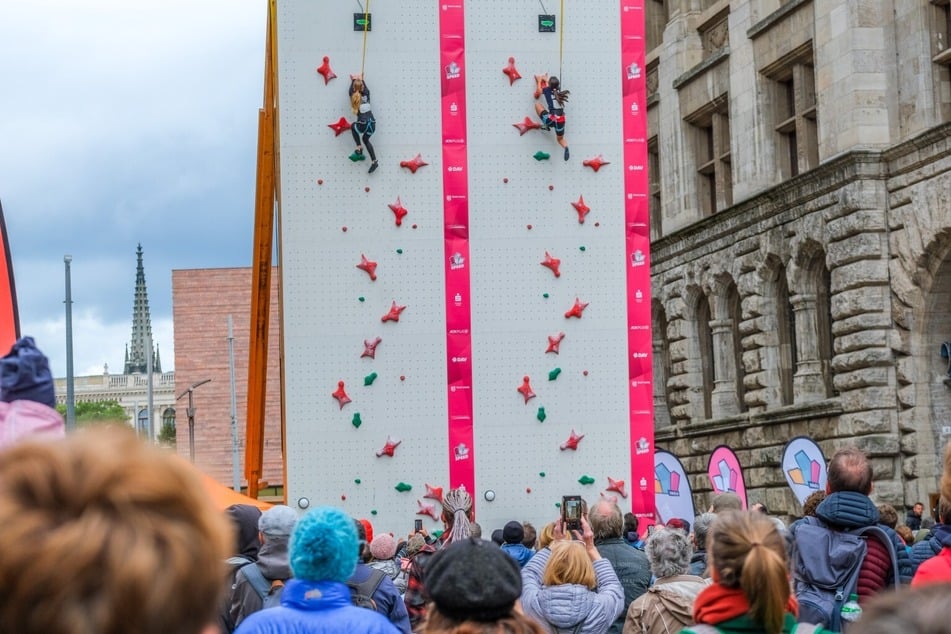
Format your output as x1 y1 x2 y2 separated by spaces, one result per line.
54 400 129 427
157 420 177 448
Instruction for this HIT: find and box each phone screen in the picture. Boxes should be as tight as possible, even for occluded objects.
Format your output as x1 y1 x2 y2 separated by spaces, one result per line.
563 495 582 531
414 519 423 532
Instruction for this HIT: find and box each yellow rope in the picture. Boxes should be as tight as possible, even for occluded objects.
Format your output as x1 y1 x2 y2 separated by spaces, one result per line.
360 0 371 77
558 0 564 80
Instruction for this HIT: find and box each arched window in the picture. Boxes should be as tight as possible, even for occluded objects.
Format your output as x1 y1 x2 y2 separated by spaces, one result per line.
137 408 149 435
727 283 747 412
696 294 715 419
791 243 834 401
776 266 797 405
163 407 176 427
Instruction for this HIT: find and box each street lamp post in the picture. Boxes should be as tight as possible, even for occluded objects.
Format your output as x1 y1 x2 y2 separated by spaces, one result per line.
64 255 75 431
177 379 211 462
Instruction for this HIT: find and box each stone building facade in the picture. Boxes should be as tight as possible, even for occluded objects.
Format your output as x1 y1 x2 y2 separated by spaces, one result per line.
647 0 951 516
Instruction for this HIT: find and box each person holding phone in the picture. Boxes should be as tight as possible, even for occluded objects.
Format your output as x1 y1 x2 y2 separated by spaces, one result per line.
520 513 624 633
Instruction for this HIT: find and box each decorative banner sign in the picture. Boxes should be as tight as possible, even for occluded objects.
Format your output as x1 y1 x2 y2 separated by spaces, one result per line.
654 450 695 525
781 436 828 506
707 445 748 509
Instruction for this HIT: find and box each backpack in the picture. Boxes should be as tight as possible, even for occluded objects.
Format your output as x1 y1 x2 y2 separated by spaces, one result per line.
790 517 900 632
239 562 286 610
690 625 820 634
348 567 386 610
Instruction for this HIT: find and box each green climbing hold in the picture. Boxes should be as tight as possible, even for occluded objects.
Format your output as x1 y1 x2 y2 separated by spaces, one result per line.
354 478 362 484
533 151 551 161
396 248 403 254
364 372 378 386
578 475 596 485
548 367 562 381
351 412 362 428
536 407 547 422
358 296 365 302
555 501 561 508
395 482 413 492
371 509 378 515
543 293 550 299
539 472 546 478
579 246 586 252
349 151 367 162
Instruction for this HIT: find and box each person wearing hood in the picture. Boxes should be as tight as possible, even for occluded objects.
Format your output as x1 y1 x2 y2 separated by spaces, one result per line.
218 504 264 632
520 514 624 634
228 505 299 630
622 527 708 634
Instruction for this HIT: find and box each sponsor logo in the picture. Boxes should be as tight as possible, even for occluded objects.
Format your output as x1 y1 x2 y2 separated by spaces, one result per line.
445 61 461 80
629 324 649 331
445 138 465 144
450 102 459 115
442 3 462 9
450 252 465 270
635 437 650 455
639 477 648 491
448 329 469 335
629 164 644 171
451 356 468 363
454 443 470 460
627 62 641 79
631 101 639 114
447 165 463 172
445 194 467 201
632 352 648 358
635 289 643 301
631 250 646 266
454 292 463 306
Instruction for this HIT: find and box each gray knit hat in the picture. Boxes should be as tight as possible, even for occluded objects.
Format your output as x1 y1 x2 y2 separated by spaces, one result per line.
259 505 298 537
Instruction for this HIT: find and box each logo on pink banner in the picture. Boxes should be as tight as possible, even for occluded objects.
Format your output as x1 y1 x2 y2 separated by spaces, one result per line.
707 445 748 508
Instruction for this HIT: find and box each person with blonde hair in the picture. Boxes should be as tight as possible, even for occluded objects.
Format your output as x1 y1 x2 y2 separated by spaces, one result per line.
521 515 624 633
538 520 561 550
0 427 231 634
681 511 831 634
349 75 379 173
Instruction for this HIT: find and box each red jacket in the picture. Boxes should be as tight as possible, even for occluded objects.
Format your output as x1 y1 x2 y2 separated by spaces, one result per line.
856 536 890 600
912 547 951 586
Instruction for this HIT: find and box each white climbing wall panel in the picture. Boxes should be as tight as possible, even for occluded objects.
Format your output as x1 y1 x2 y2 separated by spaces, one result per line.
278 0 652 536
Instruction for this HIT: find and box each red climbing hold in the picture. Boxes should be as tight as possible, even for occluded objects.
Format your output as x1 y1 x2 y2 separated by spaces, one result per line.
541 251 561 278
361 336 382 359
583 155 611 172
316 56 337 84
546 332 566 354
606 477 628 498
503 57 522 85
424 483 444 503
560 429 585 451
517 376 536 404
564 297 589 319
332 381 351 409
389 197 409 226
328 116 351 136
512 116 543 136
400 154 429 174
572 196 591 224
381 301 407 323
375 435 402 457
417 499 440 521
356 254 378 281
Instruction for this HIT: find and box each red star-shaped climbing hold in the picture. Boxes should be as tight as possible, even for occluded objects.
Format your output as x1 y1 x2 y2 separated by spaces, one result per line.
375 435 402 457
361 336 382 359
546 332 566 354
572 196 591 224
583 155 611 172
503 57 522 85
517 375 536 404
541 251 561 277
564 298 589 319
316 56 337 84
332 381 351 409
356 254 378 280
560 429 585 451
424 483 444 503
328 116 351 136
381 301 407 323
417 499 440 521
512 116 542 136
400 154 429 174
606 477 628 498
388 197 409 226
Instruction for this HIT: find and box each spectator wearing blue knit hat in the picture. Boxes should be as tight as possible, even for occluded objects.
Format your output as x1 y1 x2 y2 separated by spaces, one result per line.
235 506 399 634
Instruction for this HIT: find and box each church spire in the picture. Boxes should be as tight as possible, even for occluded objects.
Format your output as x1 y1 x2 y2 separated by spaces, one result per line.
124 244 161 374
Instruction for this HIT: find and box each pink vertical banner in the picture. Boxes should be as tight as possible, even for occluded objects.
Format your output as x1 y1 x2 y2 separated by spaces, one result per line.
621 0 653 522
440 2 475 497
707 445 748 508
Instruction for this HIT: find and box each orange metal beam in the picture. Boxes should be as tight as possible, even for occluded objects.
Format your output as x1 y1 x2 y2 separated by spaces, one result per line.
245 0 279 499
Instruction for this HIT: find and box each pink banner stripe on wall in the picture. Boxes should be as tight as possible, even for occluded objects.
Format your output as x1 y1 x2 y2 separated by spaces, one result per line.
621 0 654 522
439 2 475 497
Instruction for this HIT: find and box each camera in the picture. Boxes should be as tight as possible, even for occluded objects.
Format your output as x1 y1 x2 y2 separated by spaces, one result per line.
562 495 582 532
414 519 423 533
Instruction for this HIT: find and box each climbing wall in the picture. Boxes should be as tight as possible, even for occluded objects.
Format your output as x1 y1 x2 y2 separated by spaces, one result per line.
278 0 652 535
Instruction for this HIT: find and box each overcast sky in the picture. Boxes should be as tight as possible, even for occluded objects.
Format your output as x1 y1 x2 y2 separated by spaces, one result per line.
0 1 265 377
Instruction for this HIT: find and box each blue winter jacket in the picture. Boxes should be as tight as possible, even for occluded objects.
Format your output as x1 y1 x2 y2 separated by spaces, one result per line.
234 578 399 634
349 563 412 633
910 524 951 569
811 491 916 583
501 542 535 567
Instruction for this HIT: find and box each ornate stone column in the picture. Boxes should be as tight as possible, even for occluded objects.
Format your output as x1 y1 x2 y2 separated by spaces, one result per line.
710 317 739 416
791 293 826 401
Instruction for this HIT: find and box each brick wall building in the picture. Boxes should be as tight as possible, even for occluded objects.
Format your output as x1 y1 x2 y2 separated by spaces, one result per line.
172 267 283 488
